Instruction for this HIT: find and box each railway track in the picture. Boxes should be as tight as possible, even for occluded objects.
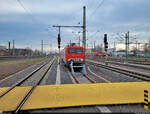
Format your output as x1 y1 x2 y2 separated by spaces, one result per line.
68 67 99 84
71 73 95 84
0 57 55 113
87 56 150 65
86 59 150 81
107 61 150 70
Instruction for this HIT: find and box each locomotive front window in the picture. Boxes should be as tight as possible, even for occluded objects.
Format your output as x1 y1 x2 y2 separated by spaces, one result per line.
68 48 83 54
76 48 83 54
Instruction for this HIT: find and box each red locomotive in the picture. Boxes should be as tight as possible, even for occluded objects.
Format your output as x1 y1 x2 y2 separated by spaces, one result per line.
62 43 86 75
62 45 85 66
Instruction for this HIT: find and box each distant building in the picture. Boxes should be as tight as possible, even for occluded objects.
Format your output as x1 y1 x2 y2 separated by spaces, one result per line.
113 50 134 56
135 51 144 56
0 45 8 56
0 50 9 56
0 45 6 50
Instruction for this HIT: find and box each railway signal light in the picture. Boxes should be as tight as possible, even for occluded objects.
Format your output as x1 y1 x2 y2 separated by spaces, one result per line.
104 34 108 52
58 34 61 48
105 42 108 49
104 34 107 43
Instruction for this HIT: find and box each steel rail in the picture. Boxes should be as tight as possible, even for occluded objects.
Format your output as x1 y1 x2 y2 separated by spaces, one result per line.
87 60 150 81
14 58 55 113
83 75 96 83
69 71 96 84
71 74 80 84
88 57 150 65
0 59 51 98
107 61 150 70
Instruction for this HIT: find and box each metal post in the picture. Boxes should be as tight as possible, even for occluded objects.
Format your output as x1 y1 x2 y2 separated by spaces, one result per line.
79 36 80 46
41 40 43 55
114 42 116 56
13 40 15 56
58 27 61 64
58 27 60 34
138 43 140 50
127 31 129 59
13 40 14 49
70 40 71 45
136 41 138 57
125 33 128 61
94 41 95 52
83 6 86 57
8 41 10 54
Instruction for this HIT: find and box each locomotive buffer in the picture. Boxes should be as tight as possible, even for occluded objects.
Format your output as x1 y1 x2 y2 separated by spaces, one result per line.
70 59 87 75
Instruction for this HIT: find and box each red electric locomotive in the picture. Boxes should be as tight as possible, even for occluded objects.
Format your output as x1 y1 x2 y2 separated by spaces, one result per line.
62 43 86 75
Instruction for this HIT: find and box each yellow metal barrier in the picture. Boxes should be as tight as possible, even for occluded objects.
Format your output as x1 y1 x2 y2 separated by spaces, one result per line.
0 82 150 112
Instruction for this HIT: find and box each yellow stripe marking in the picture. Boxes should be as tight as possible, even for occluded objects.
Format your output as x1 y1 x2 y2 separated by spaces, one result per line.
144 101 148 104
144 93 148 96
144 97 148 100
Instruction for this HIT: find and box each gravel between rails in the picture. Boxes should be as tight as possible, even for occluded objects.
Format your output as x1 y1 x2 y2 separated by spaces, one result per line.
87 59 150 81
87 64 142 83
109 63 150 74
38 58 58 85
20 60 53 86
0 57 53 87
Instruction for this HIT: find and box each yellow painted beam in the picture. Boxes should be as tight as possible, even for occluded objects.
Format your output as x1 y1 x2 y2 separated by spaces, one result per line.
0 82 150 112
0 86 32 112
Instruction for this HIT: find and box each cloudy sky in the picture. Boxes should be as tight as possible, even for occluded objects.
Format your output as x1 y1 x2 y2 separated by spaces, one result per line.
0 0 150 52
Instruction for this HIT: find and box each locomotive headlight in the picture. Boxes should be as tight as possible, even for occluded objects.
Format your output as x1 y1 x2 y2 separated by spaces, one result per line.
68 58 83 63
79 59 83 61
75 59 83 62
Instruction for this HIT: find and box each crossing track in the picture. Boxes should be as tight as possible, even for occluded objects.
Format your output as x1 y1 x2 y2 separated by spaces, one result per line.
86 59 150 81
0 57 55 113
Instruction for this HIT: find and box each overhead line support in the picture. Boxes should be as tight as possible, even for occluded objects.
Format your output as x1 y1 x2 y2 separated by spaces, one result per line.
53 6 86 62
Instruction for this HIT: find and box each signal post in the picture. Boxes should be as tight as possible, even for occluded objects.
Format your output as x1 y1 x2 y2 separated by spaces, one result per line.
58 31 61 64
104 34 108 65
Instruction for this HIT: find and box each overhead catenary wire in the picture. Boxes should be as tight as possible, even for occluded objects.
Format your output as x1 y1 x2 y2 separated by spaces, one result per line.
87 0 105 24
89 0 105 17
16 0 55 30
16 0 36 23
85 0 105 45
88 30 100 38
16 0 57 44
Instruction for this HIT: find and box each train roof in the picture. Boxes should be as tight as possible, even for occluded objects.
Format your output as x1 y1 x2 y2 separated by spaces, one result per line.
65 46 84 48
